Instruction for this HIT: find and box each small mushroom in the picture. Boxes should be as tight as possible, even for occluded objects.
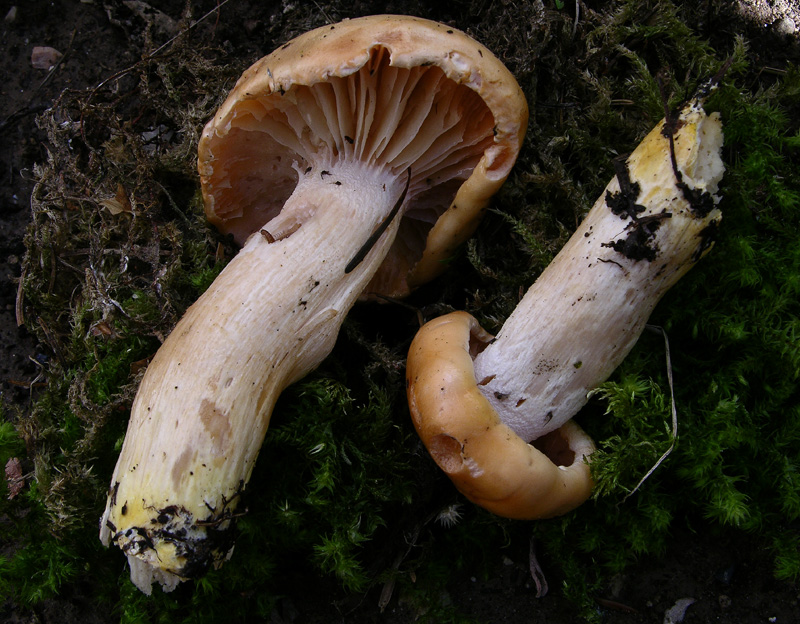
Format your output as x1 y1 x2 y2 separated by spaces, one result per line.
407 94 725 519
99 15 527 593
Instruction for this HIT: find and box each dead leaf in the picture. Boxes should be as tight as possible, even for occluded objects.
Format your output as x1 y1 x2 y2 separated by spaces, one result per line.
215 242 226 263
90 321 115 338
5 457 24 499
130 355 153 376
100 183 132 215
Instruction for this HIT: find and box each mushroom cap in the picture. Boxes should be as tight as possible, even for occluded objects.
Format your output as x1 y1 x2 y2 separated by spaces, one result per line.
198 14 528 298
406 311 595 520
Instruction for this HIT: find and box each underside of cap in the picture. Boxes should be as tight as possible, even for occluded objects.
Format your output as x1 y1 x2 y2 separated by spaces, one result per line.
198 15 527 298
406 311 595 520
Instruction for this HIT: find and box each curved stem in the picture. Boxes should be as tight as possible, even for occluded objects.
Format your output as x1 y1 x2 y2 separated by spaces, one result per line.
100 162 406 588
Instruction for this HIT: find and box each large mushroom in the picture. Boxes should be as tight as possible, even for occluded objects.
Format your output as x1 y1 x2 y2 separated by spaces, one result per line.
406 93 725 519
99 15 527 593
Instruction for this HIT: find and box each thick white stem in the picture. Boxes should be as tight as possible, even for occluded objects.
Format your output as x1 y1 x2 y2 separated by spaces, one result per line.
99 162 405 590
473 103 724 443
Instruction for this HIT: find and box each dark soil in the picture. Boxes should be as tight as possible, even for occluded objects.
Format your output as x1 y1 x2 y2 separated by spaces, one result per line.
1 1 799 623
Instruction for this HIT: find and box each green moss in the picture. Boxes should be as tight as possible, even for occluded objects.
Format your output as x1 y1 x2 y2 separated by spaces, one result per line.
0 419 23 460
0 536 80 604
258 371 418 592
81 335 159 406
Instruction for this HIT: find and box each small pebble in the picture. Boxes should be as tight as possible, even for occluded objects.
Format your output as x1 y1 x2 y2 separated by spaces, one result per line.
31 46 63 70
663 597 695 624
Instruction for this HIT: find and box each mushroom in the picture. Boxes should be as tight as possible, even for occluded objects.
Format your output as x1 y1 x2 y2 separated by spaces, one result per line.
99 15 528 593
406 94 725 519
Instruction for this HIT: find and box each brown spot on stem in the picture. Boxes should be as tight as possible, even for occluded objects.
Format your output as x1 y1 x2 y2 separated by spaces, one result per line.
200 400 233 455
171 448 196 490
